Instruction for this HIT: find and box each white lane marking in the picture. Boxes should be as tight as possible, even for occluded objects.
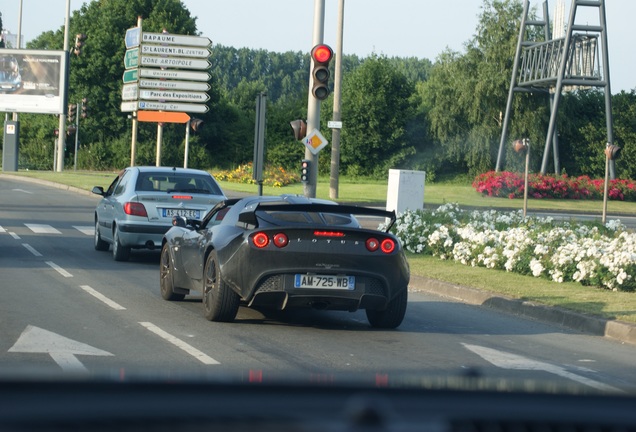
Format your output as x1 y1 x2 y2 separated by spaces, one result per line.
9 325 113 373
462 343 622 393
10 232 20 240
0 225 5 233
79 285 126 310
22 243 42 257
74 226 94 236
139 322 220 365
25 224 61 234
45 261 73 278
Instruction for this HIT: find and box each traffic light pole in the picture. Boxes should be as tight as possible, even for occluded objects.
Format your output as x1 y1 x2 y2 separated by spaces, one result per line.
303 0 326 199
56 0 72 172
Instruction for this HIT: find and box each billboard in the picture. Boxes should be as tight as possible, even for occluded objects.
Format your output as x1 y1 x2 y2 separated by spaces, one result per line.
0 49 68 115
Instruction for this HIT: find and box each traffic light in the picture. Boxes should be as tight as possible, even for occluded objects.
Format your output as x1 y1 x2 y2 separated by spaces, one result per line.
290 119 307 141
73 33 87 56
300 159 311 183
68 103 77 123
310 44 333 100
81 98 88 118
604 144 621 160
191 118 203 132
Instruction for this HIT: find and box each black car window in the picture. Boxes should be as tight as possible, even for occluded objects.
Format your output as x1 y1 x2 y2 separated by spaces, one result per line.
256 210 354 227
113 170 132 196
105 170 125 197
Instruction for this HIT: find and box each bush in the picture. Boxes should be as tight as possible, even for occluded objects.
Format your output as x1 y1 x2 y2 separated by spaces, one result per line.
473 171 636 202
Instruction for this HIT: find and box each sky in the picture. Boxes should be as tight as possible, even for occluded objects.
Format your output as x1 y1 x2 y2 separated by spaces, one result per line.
1 0 634 93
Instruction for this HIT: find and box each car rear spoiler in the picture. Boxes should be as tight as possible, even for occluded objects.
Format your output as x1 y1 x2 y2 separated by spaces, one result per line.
238 203 397 232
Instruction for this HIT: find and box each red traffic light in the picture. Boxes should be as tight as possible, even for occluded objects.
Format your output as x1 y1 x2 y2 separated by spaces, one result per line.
311 44 333 64
310 44 333 101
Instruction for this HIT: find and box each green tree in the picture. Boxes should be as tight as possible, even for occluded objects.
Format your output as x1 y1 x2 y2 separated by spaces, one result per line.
338 54 416 178
421 0 547 176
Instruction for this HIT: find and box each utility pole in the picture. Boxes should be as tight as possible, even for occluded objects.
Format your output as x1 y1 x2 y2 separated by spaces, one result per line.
303 0 326 199
329 0 344 199
56 0 71 172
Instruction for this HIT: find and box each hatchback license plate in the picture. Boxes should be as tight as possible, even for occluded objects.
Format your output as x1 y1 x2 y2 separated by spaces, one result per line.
162 208 200 218
294 274 355 290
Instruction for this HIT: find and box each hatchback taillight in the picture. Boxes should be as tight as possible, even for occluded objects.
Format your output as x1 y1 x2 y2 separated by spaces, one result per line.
124 202 148 217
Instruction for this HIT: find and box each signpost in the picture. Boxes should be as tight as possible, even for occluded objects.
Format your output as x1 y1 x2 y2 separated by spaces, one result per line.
303 129 329 155
138 67 210 81
137 111 190 123
141 32 211 47
124 48 139 69
122 69 138 83
125 27 141 49
138 78 210 92
138 101 209 113
121 22 213 168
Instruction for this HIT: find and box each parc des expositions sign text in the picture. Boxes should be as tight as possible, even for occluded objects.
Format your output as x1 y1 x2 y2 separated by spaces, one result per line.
120 28 212 118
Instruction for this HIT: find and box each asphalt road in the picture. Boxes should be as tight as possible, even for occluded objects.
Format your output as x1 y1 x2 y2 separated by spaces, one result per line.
1 176 635 393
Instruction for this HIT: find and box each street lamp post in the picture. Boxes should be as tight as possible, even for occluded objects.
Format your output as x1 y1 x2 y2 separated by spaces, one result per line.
602 143 621 224
513 138 530 218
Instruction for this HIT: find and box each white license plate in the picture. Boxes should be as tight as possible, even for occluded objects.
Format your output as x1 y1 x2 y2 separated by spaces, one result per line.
294 274 355 290
162 208 200 218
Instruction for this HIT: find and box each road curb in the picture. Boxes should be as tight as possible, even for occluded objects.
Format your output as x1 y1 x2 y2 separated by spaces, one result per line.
409 274 636 346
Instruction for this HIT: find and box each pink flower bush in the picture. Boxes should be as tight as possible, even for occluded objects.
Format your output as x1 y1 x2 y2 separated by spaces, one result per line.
473 171 636 202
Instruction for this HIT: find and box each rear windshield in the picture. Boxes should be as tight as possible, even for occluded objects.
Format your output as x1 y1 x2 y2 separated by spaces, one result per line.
256 210 357 227
136 172 223 195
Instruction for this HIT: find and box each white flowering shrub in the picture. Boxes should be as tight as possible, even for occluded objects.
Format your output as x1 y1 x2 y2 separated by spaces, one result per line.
390 205 636 291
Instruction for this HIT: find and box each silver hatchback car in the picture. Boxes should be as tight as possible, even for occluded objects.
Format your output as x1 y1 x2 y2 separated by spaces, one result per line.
92 166 226 261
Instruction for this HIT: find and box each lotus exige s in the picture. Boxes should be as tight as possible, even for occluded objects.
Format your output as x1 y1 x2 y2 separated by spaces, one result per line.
160 195 410 328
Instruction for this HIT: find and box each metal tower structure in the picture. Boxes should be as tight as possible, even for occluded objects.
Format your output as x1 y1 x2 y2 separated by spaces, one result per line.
496 0 614 177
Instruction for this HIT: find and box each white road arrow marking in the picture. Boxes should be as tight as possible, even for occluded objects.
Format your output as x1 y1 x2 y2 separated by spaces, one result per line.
462 343 622 393
8 325 113 373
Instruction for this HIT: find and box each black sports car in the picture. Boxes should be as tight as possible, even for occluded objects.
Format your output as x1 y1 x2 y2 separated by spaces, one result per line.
160 195 410 328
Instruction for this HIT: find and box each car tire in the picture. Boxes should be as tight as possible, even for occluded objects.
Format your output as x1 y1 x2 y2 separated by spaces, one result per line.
94 219 109 251
365 289 408 329
160 243 185 301
112 225 131 262
202 251 239 322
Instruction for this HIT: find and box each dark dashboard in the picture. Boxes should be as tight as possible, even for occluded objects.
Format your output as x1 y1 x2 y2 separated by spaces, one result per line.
1 377 635 432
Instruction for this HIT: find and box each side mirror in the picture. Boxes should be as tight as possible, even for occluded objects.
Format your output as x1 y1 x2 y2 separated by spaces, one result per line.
172 216 187 228
91 186 105 196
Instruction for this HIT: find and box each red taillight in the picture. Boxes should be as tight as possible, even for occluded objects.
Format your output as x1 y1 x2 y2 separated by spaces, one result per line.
366 238 380 252
252 232 269 248
273 233 289 248
314 230 345 237
171 195 192 200
123 202 147 217
381 238 396 254
366 237 396 254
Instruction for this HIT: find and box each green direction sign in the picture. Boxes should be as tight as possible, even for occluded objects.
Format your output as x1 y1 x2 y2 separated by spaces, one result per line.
124 48 139 69
122 69 138 83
